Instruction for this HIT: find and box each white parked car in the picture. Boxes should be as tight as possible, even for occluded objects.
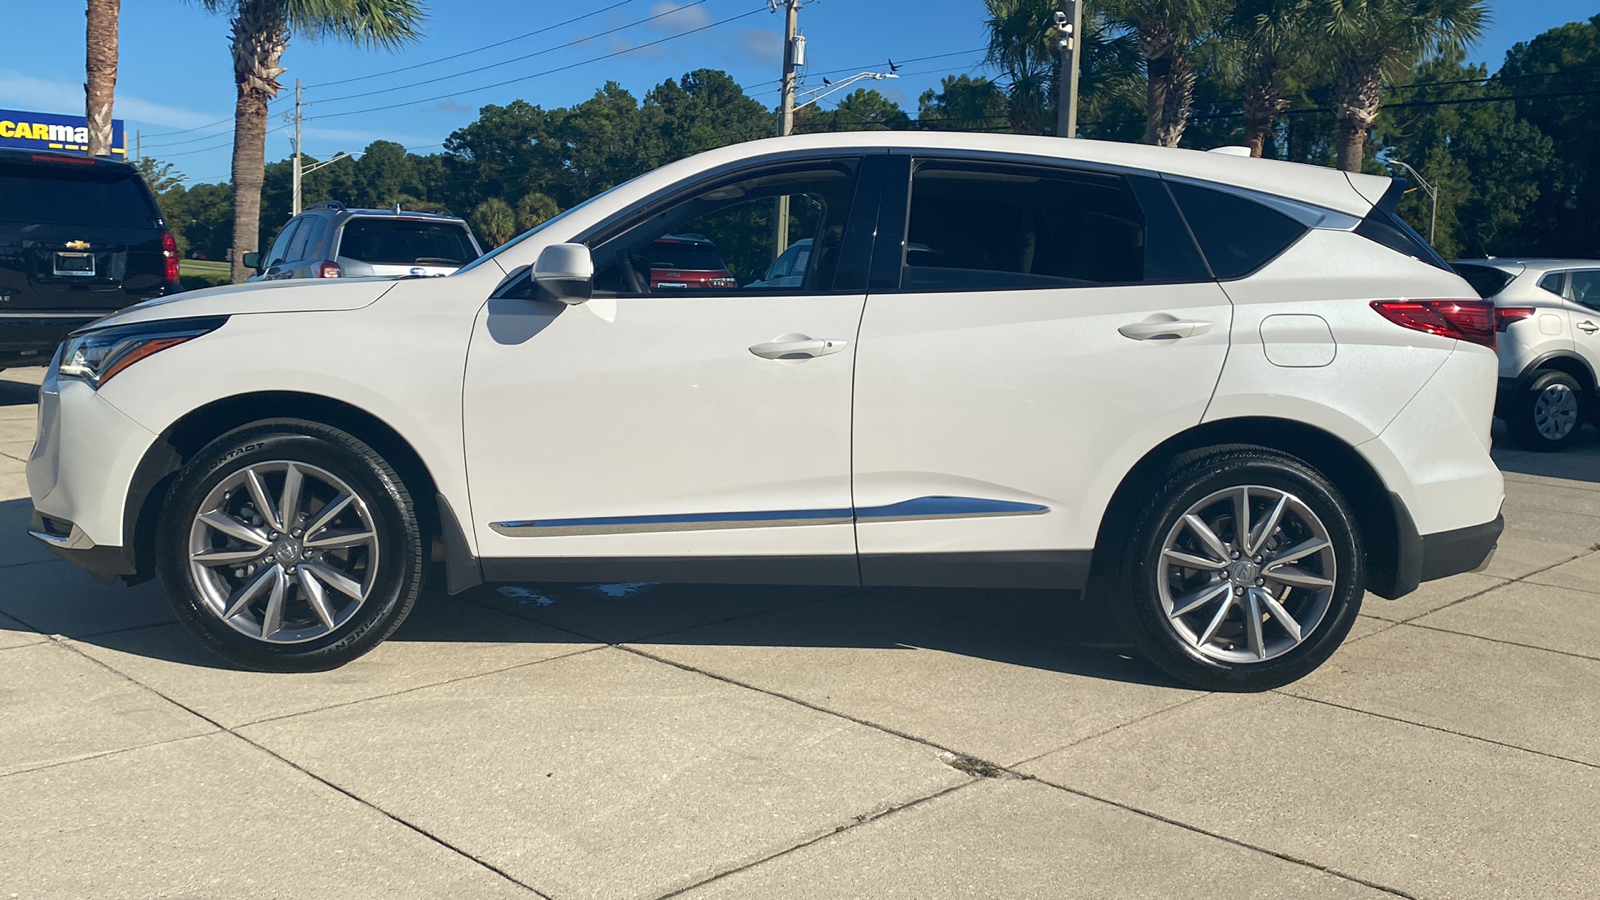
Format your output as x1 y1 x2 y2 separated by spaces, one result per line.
27 132 1503 691
1452 258 1600 450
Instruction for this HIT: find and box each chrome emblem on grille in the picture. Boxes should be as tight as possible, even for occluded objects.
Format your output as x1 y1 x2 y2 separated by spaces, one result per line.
65 240 91 250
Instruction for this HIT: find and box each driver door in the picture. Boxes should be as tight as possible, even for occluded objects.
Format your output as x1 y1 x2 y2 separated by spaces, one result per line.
461 155 883 583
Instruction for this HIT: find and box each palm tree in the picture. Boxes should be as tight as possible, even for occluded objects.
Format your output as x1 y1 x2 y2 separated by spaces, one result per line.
982 0 1058 134
1227 0 1316 157
194 0 426 282
1103 0 1229 147
84 0 121 157
1316 0 1487 171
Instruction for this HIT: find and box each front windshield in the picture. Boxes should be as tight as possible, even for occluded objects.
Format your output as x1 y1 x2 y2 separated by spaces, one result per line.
453 177 640 276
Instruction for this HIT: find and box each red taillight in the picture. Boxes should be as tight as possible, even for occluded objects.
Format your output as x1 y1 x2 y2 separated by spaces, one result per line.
32 153 95 165
1494 307 1536 332
161 231 180 285
317 261 342 278
1370 299 1495 350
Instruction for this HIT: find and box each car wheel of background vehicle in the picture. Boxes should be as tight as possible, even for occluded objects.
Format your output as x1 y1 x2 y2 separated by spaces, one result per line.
1509 370 1583 451
157 419 424 672
1113 446 1363 692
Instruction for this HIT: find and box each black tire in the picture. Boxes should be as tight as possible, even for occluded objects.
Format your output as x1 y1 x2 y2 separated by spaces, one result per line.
1113 446 1363 692
157 419 425 672
1508 370 1583 452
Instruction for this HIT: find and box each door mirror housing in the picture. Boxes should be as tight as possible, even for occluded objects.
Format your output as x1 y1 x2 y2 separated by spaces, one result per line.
241 251 261 271
533 243 594 304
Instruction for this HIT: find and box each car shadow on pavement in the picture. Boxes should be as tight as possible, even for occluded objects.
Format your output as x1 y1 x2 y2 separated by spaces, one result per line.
0 376 39 407
1491 419 1600 486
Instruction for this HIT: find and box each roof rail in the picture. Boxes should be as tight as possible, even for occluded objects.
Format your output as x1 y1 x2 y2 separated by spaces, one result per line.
411 205 455 217
305 200 346 211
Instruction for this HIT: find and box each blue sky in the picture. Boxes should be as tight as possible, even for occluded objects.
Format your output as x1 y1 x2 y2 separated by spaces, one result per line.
0 0 1590 185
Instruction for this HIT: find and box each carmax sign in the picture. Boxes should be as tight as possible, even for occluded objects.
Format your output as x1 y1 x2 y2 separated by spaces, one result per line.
0 109 125 155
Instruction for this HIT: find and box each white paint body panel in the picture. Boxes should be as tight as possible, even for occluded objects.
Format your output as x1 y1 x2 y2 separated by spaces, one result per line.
852 282 1232 554
461 292 865 559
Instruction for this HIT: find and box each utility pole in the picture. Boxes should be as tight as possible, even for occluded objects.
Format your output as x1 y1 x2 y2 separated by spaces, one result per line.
773 0 801 257
292 78 304 215
1055 0 1082 138
134 129 140 162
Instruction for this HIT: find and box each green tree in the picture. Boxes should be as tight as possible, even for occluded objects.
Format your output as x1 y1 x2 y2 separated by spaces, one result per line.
1225 0 1321 156
803 89 911 132
1102 0 1230 147
918 74 1011 132
982 0 1058 134
1498 14 1600 256
514 192 560 232
193 0 426 283
1375 53 1555 257
470 197 515 248
1315 0 1486 172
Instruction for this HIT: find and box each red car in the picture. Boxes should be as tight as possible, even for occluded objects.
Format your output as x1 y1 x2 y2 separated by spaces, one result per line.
647 234 738 290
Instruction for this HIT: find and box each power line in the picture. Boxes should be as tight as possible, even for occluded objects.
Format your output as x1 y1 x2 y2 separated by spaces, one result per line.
308 0 712 105
310 0 646 89
311 6 768 121
156 124 291 159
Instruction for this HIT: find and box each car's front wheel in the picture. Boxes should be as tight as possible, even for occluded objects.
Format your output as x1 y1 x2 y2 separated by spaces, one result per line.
1114 447 1363 692
157 420 425 671
1508 370 1583 452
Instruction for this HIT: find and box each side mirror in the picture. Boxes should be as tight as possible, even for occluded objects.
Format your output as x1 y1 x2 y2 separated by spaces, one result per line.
533 243 593 305
241 251 261 271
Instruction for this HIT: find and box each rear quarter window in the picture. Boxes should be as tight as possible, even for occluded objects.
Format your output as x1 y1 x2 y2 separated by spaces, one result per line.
0 163 159 229
1166 181 1308 279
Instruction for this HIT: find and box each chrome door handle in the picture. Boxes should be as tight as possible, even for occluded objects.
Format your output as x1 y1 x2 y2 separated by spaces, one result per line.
748 336 849 359
1580 320 1598 335
1117 319 1214 341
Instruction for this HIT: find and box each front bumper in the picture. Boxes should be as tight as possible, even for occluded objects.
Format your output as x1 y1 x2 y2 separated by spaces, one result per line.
28 509 135 580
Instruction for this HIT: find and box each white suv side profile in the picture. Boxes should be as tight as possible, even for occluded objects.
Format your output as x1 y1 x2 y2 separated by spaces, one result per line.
1453 259 1600 450
26 133 1503 691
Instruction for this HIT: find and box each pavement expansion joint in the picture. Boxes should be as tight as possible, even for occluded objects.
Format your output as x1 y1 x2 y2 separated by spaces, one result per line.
650 780 977 900
1024 772 1419 899
1276 690 1600 771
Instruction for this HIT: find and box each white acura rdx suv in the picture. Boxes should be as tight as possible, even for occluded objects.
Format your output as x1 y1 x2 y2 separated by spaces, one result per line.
27 133 1503 691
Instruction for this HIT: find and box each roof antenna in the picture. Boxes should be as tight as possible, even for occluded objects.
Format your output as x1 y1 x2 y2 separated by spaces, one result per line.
392 202 401 213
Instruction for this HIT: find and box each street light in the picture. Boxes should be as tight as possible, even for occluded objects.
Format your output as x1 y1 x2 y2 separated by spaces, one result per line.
1385 158 1438 245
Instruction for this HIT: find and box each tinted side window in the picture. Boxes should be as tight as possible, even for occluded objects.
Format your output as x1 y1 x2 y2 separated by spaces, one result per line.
900 163 1148 292
339 219 478 265
264 219 302 266
294 216 328 261
1167 181 1308 279
285 216 318 261
1453 263 1515 299
590 161 859 296
1571 271 1600 310
0 163 158 229
1539 271 1568 297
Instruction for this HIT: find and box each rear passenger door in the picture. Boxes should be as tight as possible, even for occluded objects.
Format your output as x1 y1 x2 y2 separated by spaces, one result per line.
1565 269 1600 375
850 156 1232 588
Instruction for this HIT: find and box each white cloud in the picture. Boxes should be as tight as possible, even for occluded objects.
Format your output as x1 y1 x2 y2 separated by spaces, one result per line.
0 69 227 131
647 1 712 32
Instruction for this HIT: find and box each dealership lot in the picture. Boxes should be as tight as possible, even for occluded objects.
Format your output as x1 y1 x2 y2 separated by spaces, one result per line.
2 364 1598 899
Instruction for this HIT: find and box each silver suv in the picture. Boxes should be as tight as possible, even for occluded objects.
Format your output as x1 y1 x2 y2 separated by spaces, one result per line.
1453 258 1600 450
243 202 483 281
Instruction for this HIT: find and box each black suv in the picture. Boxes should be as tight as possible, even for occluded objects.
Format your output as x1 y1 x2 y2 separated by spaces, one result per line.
0 149 179 370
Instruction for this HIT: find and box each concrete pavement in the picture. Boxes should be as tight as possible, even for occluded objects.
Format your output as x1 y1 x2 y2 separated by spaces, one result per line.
3 365 1599 899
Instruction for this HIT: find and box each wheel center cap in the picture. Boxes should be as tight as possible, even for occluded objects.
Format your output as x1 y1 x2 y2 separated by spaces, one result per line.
273 538 302 564
1231 561 1259 584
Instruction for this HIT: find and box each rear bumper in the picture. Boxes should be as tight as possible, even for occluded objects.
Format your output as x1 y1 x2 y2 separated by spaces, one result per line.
1372 493 1503 599
0 313 103 365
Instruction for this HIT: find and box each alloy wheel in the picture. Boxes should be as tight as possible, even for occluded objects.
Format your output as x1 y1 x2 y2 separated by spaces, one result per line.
1157 485 1337 664
187 461 380 644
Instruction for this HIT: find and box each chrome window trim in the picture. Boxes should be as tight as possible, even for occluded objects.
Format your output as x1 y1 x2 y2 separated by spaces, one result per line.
1160 173 1362 231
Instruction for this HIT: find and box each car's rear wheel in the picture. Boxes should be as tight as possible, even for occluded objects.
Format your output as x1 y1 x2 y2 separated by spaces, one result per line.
1114 447 1363 692
157 420 424 671
1509 370 1583 451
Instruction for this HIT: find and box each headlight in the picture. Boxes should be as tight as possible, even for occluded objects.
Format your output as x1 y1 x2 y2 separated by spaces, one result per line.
58 317 228 388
